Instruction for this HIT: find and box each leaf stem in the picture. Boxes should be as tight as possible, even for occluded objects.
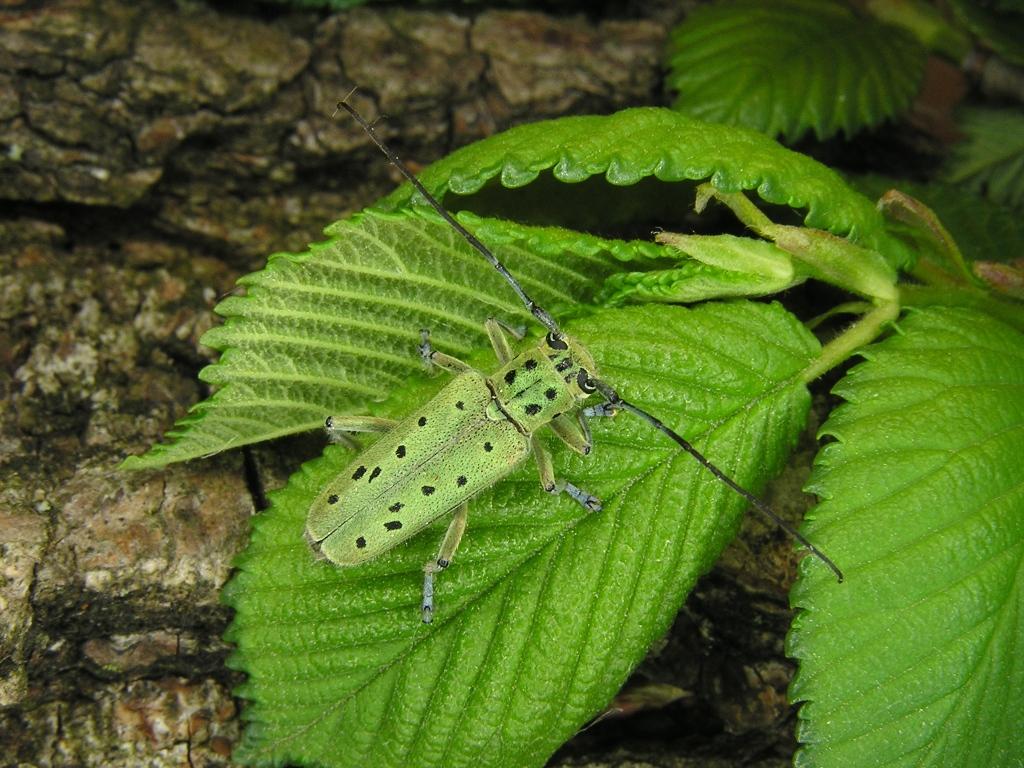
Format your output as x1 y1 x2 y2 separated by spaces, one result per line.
801 300 901 384
805 301 874 331
900 285 1024 333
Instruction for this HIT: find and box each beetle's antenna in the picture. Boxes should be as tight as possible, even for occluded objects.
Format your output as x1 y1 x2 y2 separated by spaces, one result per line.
336 94 561 337
338 94 843 582
592 380 843 582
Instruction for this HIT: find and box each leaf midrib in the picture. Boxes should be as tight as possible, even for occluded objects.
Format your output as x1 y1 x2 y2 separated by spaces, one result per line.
245 421 696 763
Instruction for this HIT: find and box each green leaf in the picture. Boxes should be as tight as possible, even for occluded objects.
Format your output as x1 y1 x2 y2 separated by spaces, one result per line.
451 214 799 307
372 107 910 269
126 107 916 470
224 300 820 768
948 0 1024 66
122 209 623 469
865 0 971 61
851 176 1024 269
943 108 1024 210
789 307 1024 767
452 210 667 270
664 0 926 142
599 234 803 305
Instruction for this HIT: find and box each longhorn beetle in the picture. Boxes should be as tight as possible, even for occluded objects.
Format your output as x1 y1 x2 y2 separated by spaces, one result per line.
306 96 844 623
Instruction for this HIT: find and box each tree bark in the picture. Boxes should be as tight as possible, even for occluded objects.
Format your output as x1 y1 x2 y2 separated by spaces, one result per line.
0 1 804 765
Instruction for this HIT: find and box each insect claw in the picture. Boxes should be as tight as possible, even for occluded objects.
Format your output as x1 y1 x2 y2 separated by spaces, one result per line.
583 403 619 419
419 329 435 371
562 482 601 513
422 570 435 623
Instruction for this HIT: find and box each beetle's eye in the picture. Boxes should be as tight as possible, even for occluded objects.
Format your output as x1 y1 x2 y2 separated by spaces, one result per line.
577 368 597 393
546 332 569 351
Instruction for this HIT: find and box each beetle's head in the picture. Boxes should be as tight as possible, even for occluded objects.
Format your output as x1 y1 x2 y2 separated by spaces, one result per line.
540 331 600 402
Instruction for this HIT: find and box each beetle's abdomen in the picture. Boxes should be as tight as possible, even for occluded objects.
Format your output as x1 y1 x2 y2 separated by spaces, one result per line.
306 371 531 566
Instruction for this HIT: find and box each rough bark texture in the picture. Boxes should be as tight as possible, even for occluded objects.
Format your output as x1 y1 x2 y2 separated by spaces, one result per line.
1 1 806 766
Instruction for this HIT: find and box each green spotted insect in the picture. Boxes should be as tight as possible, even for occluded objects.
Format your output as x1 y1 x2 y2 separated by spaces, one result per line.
306 98 844 623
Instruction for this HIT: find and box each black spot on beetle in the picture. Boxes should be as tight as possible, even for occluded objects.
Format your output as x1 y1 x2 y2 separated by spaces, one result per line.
504 369 517 385
545 387 557 400
418 416 427 426
524 359 538 371
355 536 366 549
455 400 465 410
556 358 573 372
577 367 597 392
384 520 403 531
396 445 406 458
422 485 435 495
546 332 569 350
457 475 467 487
525 403 541 416
352 465 366 480
389 502 404 512
328 494 339 505
484 441 493 452
368 466 381 482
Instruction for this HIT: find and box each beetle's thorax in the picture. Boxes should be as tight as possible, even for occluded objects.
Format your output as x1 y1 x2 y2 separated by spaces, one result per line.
487 333 598 433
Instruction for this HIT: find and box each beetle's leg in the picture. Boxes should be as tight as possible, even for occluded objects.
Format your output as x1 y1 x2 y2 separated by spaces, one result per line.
484 316 526 366
324 415 399 444
532 435 601 512
419 329 473 374
582 402 619 419
549 402 618 455
427 317 522 374
497 317 528 340
422 502 469 624
549 412 593 456
484 317 516 364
